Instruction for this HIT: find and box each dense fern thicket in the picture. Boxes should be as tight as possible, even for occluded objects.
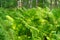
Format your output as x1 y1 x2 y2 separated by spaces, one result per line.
0 7 60 40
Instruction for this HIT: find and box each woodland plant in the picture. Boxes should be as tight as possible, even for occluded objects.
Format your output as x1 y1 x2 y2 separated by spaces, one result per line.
0 7 60 40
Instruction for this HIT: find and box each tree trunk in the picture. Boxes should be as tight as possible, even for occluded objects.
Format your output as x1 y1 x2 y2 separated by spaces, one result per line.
17 0 22 8
29 0 32 8
55 0 58 8
36 0 38 7
50 0 52 10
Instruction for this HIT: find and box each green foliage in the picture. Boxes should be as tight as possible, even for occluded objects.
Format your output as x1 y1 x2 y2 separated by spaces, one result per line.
0 0 17 8
0 7 60 40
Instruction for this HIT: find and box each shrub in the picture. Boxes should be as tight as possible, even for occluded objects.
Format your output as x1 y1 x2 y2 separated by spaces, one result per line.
0 7 60 40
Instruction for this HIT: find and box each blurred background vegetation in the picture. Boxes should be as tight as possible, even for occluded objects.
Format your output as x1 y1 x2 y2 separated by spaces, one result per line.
0 0 60 40
0 0 60 9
